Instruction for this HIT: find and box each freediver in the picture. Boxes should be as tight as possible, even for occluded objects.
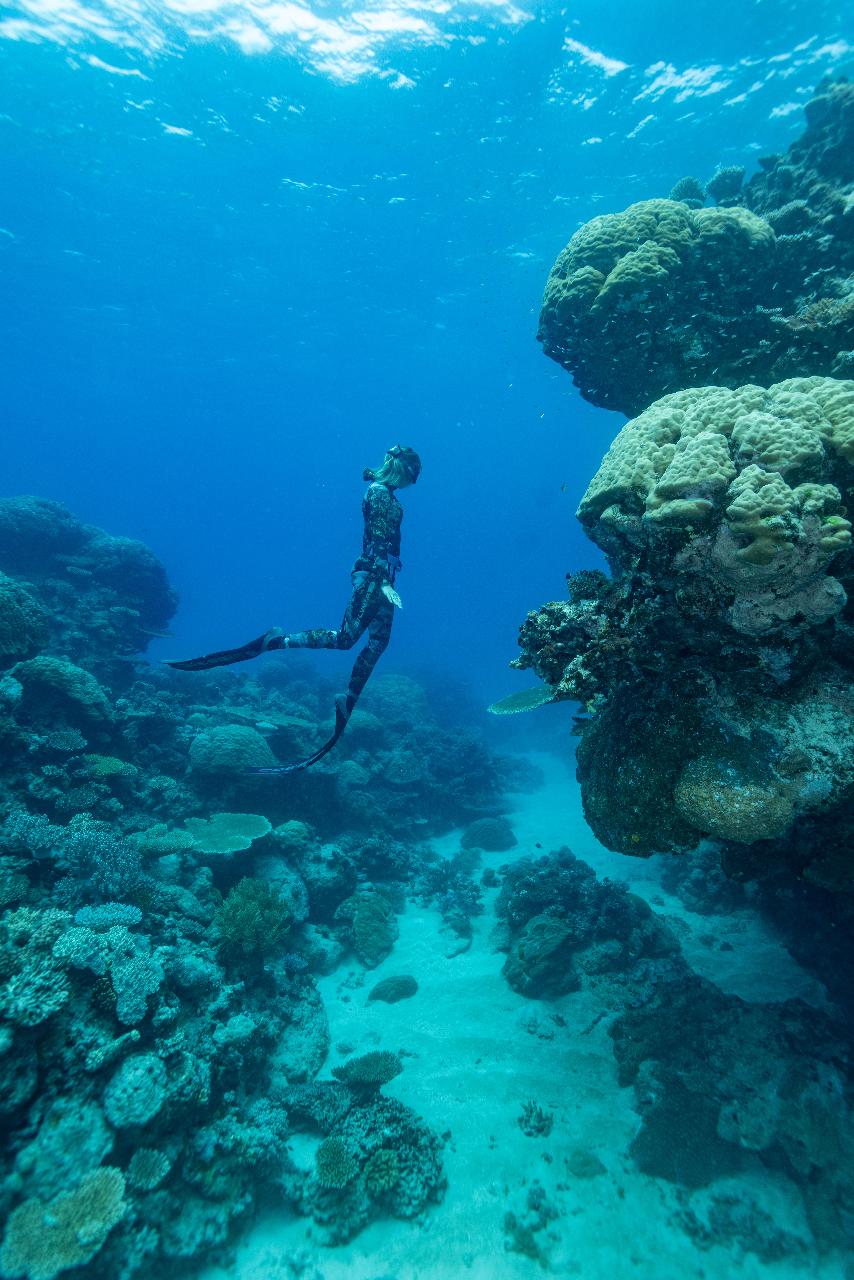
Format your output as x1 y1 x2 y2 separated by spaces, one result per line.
164 444 422 773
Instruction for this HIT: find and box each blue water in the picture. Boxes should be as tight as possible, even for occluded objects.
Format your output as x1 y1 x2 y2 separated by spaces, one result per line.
2 0 848 701
1 6 853 1278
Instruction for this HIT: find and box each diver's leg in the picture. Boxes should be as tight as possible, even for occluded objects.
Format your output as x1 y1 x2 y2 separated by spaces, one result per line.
266 571 378 653
336 599 394 720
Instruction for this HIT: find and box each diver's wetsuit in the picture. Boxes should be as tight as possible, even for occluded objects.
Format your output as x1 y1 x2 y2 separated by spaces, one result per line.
265 481 402 716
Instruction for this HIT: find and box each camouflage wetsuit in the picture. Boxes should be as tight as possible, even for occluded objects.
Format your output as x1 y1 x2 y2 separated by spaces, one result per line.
266 482 402 715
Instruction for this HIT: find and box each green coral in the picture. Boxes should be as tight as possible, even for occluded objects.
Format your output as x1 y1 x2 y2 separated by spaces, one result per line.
315 1136 358 1189
214 877 292 959
0 1168 126 1280
364 1148 400 1197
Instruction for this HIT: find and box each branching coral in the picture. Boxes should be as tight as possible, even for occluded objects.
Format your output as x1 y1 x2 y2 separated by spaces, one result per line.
214 877 292 960
0 1167 126 1280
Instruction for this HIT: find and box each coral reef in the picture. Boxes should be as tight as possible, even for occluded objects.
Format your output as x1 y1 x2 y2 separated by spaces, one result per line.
0 497 175 685
0 499 480 1278
539 79 854 415
496 849 677 997
610 961 854 1252
515 378 854 882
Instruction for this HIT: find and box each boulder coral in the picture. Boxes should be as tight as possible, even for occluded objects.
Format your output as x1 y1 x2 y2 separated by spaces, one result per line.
539 198 776 415
515 378 854 879
539 79 854 416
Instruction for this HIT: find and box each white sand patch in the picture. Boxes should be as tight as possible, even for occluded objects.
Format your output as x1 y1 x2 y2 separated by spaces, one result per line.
202 751 842 1280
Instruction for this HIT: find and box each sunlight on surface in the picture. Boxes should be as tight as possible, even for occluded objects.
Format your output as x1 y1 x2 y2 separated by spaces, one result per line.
0 0 533 80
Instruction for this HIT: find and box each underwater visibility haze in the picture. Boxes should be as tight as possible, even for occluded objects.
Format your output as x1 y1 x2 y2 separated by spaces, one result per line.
1 1 853 1278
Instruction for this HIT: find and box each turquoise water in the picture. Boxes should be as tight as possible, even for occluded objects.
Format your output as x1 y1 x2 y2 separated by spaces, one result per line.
0 3 852 1278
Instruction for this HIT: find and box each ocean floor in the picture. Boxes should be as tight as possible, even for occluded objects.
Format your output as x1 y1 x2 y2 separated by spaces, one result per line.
202 752 844 1280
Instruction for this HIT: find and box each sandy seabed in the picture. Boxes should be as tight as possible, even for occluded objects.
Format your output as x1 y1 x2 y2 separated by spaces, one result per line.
202 753 844 1280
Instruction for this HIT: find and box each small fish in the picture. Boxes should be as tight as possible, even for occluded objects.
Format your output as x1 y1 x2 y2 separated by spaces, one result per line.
560 481 567 494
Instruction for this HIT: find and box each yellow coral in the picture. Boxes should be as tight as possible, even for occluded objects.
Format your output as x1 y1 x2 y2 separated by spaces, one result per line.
579 378 853 573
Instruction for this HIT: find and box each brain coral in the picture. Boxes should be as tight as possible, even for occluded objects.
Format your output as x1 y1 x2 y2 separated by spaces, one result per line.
189 724 277 774
103 1053 167 1128
12 657 113 728
0 575 48 668
77 532 177 632
0 497 86 574
539 198 776 415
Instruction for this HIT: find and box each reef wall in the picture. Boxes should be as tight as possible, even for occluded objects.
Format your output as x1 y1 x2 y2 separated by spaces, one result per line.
518 77 854 890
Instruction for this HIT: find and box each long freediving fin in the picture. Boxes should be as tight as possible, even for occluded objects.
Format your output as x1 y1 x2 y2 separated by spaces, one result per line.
163 628 282 672
246 697 351 776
